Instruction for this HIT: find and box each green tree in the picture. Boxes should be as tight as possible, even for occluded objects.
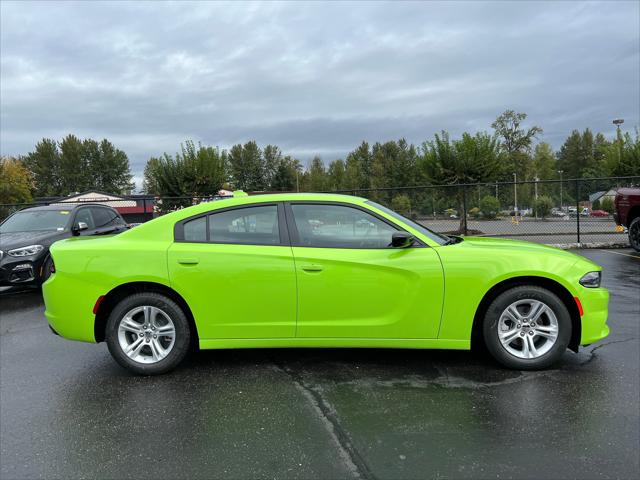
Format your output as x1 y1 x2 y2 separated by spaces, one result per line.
262 145 282 189
228 141 264 191
421 131 503 231
558 129 610 179
344 141 372 190
605 128 640 177
532 143 557 180
479 195 500 219
24 136 132 196
327 159 346 191
0 157 33 204
95 139 134 194
143 140 228 209
391 194 411 216
307 156 327 191
492 110 542 179
271 155 300 191
534 195 554 218
58 134 87 194
592 198 601 210
23 138 61 196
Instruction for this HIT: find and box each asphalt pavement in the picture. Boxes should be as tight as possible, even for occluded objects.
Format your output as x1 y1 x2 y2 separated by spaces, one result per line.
1 249 638 479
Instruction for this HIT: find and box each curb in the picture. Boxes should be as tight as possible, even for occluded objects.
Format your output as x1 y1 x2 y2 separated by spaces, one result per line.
547 241 630 250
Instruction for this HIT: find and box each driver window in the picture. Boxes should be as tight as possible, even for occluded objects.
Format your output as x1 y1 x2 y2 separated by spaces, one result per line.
290 204 397 248
75 208 95 229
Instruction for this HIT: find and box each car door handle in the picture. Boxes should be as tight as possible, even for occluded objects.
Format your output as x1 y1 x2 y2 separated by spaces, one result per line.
301 264 323 272
177 258 199 265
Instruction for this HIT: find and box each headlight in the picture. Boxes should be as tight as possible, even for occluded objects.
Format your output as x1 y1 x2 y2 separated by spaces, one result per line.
7 245 45 257
579 271 601 288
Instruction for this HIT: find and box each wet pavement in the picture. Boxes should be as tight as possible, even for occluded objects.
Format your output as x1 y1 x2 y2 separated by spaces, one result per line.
1 249 638 479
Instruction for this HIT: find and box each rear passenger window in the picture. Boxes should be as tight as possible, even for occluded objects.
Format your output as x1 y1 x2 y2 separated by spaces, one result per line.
209 205 279 245
183 216 207 242
91 207 124 227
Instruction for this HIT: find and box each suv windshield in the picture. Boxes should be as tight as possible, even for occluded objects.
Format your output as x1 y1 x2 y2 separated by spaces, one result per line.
0 210 70 233
365 200 450 245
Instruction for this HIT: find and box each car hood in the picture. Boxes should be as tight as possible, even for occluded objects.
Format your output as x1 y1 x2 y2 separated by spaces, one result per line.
454 235 587 261
0 230 68 250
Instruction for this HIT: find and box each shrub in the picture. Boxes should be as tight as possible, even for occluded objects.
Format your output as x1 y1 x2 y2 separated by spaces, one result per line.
601 197 614 214
479 195 500 219
534 195 554 218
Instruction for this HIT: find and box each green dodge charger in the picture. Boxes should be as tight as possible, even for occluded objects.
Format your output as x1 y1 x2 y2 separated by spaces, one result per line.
43 193 609 375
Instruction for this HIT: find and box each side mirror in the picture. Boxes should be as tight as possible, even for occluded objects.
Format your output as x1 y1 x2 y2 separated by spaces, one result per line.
391 231 415 248
71 222 89 236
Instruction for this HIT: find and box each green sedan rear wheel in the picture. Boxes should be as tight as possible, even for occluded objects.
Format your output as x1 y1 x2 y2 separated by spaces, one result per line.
106 292 191 375
483 286 572 370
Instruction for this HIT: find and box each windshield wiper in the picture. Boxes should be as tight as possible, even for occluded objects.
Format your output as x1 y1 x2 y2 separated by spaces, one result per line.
443 235 463 245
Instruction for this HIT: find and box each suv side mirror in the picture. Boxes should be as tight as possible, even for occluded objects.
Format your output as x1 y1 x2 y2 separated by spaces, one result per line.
391 231 415 248
72 222 89 236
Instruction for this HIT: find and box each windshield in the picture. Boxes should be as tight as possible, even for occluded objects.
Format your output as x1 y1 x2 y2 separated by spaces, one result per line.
365 200 450 245
0 210 71 233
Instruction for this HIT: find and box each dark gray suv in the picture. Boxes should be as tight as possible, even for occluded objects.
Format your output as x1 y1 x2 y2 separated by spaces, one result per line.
0 204 128 286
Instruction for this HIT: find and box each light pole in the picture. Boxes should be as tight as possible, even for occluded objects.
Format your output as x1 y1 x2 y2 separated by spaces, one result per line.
558 170 564 212
513 172 518 217
613 118 624 167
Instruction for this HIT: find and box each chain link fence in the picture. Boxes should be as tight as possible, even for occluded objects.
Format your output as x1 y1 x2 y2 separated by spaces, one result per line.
340 176 639 245
1 176 638 245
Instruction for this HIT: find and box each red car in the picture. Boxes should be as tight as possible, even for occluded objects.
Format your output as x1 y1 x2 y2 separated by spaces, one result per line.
614 187 640 252
590 210 609 217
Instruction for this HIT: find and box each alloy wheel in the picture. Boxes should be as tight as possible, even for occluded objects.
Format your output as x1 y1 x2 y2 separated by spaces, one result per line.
117 306 176 364
497 299 559 359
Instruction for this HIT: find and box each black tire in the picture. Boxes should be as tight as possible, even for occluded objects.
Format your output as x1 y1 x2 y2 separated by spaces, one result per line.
483 286 571 370
40 255 54 284
629 217 640 252
106 292 191 375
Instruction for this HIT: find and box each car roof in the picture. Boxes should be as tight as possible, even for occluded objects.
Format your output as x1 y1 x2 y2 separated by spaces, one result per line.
17 203 114 212
216 192 368 203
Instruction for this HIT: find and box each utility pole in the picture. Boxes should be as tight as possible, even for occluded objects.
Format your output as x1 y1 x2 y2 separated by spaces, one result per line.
534 176 539 219
558 170 564 212
513 172 518 217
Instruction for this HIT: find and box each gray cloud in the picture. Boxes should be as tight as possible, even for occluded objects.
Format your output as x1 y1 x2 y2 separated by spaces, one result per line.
1 0 639 185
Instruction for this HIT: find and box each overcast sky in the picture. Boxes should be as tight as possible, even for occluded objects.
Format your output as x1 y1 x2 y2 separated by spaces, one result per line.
1 0 639 187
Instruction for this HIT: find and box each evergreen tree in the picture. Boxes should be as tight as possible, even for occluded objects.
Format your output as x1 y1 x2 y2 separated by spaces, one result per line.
327 159 346 191
23 138 61 197
307 156 327 191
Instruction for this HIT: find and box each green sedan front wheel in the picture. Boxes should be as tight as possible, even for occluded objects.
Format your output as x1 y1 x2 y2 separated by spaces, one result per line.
106 293 191 375
483 286 572 370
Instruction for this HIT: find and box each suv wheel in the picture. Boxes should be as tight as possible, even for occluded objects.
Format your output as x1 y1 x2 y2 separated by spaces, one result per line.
106 293 191 375
629 217 640 252
483 286 571 370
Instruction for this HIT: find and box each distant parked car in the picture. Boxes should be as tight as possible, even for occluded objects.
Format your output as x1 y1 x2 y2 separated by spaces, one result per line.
0 204 129 286
590 210 609 217
614 187 640 251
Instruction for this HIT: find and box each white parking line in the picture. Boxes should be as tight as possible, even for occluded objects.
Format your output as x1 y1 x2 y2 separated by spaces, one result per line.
597 249 640 259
